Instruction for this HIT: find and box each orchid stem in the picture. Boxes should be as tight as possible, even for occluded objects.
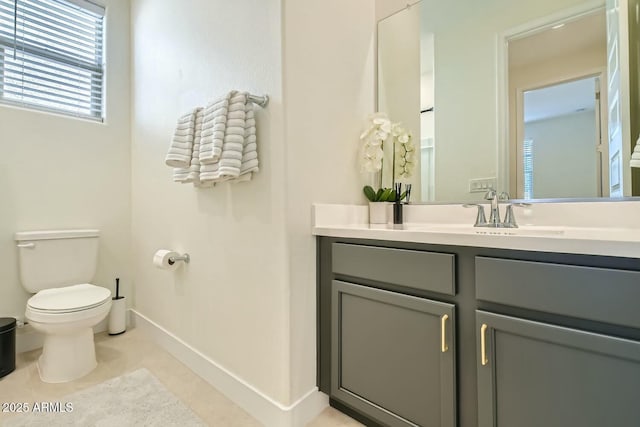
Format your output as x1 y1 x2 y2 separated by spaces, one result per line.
391 138 396 187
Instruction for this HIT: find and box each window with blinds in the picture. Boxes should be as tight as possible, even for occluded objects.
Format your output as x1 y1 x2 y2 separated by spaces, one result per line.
523 138 534 199
0 0 105 121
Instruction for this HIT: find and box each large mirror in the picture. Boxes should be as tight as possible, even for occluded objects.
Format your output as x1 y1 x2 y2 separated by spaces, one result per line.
378 0 640 202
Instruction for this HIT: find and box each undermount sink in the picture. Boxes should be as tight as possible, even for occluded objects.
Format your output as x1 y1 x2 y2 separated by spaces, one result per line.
404 223 566 237
472 226 565 237
389 223 640 242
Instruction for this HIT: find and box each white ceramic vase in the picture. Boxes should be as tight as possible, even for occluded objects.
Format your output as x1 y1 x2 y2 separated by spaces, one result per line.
369 202 389 224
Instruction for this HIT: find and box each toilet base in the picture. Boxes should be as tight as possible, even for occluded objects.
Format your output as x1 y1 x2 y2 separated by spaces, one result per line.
37 328 97 383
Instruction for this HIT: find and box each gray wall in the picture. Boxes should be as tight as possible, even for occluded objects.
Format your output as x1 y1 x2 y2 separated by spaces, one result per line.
525 110 598 198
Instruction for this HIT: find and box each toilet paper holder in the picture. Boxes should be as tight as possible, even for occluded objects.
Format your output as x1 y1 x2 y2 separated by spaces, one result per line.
168 253 190 265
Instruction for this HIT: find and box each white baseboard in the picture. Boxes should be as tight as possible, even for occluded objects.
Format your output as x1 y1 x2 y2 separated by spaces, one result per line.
17 309 133 354
130 309 328 427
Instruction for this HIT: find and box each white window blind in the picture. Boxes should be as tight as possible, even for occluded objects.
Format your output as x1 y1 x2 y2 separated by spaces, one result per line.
0 0 105 121
523 138 534 199
420 137 435 202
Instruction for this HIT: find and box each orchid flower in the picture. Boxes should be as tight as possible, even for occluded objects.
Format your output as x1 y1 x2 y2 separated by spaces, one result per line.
360 112 391 174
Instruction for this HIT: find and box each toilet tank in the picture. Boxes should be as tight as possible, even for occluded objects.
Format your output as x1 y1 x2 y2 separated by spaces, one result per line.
15 229 100 293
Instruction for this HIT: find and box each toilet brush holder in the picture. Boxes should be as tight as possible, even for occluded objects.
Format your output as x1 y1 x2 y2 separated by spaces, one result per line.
108 297 126 336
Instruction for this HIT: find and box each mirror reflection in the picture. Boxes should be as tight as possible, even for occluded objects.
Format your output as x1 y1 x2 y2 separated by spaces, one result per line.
377 0 640 202
509 11 606 199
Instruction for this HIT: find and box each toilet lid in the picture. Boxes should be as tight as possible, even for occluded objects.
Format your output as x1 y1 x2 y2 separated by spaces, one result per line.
27 284 111 313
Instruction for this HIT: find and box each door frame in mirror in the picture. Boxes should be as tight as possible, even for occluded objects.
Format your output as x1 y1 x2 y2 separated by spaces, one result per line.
496 0 608 197
514 71 607 198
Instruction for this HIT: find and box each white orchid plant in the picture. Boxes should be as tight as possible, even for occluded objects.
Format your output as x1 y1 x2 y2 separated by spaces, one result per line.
359 113 415 190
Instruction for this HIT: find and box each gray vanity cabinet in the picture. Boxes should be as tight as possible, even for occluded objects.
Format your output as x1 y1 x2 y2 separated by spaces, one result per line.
332 280 456 427
475 256 640 427
319 237 640 426
476 310 640 427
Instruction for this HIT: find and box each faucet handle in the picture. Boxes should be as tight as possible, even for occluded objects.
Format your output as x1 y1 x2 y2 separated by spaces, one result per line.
499 191 510 201
503 203 531 228
463 203 487 227
484 189 497 200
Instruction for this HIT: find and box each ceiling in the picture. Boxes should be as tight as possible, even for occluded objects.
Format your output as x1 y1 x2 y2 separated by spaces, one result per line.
509 10 607 69
511 9 606 122
524 77 598 123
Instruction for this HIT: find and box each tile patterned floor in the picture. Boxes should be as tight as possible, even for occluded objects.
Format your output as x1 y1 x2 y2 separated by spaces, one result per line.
0 328 361 426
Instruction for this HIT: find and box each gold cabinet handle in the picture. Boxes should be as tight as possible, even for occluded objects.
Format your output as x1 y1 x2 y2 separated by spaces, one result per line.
441 314 449 353
481 323 489 366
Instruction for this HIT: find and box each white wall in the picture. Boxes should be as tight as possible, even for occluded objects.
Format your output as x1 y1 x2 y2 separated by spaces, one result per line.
282 0 375 402
130 0 290 403
0 0 131 321
130 0 376 410
525 111 599 197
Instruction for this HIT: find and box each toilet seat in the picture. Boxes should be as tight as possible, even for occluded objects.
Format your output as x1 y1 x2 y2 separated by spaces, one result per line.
26 284 112 325
27 283 111 314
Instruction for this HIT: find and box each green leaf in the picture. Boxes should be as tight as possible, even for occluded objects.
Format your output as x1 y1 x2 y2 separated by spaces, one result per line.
363 186 376 202
375 188 384 201
400 191 407 201
380 188 393 202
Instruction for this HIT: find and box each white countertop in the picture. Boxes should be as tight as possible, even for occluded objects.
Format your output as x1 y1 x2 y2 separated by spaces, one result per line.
312 203 640 259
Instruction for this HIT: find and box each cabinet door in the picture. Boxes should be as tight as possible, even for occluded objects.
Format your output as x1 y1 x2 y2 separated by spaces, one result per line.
477 310 640 427
332 280 456 427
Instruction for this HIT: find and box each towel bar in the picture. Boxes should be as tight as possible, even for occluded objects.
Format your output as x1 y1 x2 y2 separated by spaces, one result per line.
247 94 269 108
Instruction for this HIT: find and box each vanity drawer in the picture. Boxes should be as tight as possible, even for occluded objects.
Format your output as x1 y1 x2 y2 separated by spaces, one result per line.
332 243 455 295
476 256 640 328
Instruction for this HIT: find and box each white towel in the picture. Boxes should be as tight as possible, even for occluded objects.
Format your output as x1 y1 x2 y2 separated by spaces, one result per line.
173 169 190 182
195 91 261 185
200 92 248 182
199 92 232 164
165 108 199 168
240 104 259 175
229 101 259 182
218 93 249 179
173 108 204 184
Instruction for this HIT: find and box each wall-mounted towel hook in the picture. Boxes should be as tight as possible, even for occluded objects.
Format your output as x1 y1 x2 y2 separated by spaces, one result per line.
247 94 269 108
168 253 190 265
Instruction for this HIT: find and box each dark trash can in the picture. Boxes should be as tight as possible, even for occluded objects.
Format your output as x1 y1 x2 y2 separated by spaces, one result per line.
0 318 16 379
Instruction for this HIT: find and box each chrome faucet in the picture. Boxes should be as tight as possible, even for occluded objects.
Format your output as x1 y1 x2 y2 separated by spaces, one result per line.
463 190 529 228
485 189 501 226
502 202 531 228
462 203 487 227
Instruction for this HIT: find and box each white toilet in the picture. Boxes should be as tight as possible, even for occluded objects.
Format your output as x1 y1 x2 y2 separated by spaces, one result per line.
15 229 112 383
